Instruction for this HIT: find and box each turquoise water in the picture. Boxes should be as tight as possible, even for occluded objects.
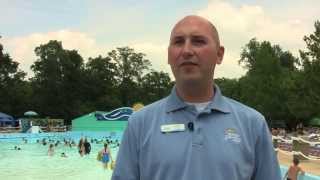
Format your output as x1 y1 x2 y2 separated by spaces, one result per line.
0 132 119 180
0 132 319 180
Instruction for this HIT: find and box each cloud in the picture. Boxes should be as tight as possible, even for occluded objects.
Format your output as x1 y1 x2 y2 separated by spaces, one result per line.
1 30 171 78
130 42 169 71
198 0 313 50
2 0 319 80
1 30 104 77
196 0 318 78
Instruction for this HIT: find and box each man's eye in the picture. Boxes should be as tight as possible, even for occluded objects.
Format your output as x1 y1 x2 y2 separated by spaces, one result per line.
193 39 206 45
173 39 184 45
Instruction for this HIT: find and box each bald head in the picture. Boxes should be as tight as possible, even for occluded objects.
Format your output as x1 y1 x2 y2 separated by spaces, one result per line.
167 15 225 102
170 15 221 46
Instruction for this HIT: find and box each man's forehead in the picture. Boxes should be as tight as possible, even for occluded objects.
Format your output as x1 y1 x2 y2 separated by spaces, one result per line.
176 15 210 26
171 24 211 38
172 17 211 32
170 16 220 44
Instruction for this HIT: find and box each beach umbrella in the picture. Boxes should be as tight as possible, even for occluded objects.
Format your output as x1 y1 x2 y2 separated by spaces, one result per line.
24 111 38 117
309 117 320 126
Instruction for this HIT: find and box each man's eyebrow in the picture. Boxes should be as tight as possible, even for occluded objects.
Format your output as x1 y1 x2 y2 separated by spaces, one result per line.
191 35 208 39
170 36 184 42
171 34 207 39
171 35 184 39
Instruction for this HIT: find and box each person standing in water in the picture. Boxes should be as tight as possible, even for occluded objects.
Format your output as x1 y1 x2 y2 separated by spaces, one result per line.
78 138 85 156
84 138 91 155
48 144 54 156
99 143 113 169
284 157 305 180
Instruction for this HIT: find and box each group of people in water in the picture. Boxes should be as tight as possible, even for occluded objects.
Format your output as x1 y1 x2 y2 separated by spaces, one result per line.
16 136 119 170
77 137 91 156
43 138 77 157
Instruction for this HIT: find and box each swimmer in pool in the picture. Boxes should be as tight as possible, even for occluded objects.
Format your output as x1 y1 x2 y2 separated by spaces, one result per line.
284 157 305 180
100 143 113 169
48 144 54 156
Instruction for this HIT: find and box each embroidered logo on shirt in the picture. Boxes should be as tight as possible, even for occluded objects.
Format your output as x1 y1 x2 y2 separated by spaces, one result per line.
224 128 241 144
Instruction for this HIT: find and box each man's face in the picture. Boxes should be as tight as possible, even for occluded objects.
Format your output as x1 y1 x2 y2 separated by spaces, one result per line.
168 16 224 85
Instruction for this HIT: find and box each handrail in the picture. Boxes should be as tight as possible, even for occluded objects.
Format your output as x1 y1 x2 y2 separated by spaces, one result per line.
0 125 67 133
273 135 320 160
0 126 21 133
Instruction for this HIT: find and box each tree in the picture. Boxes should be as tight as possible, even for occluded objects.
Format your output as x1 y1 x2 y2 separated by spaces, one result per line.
0 40 30 116
31 40 85 124
289 20 320 123
238 38 297 123
107 47 151 106
140 71 173 104
215 78 240 101
84 55 120 111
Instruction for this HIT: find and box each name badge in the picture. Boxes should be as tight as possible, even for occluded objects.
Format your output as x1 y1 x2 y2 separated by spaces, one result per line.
161 124 185 133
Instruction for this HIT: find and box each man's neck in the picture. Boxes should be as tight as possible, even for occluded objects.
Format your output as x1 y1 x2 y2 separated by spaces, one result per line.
176 82 215 103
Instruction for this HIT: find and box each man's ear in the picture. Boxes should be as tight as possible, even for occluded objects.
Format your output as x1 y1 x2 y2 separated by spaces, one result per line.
167 46 170 65
168 45 174 65
216 46 225 65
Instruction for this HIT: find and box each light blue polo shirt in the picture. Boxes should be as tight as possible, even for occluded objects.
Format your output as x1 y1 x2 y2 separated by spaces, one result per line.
112 85 281 180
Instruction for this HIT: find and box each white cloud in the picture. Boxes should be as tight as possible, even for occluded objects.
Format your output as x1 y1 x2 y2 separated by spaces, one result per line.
1 30 104 77
1 31 171 78
2 0 319 80
130 42 170 73
196 0 318 78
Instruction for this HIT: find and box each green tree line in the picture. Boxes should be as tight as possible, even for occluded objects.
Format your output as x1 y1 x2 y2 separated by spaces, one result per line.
1 20 319 128
0 42 173 124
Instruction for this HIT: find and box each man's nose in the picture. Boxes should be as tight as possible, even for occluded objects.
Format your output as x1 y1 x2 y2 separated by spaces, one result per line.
181 41 194 59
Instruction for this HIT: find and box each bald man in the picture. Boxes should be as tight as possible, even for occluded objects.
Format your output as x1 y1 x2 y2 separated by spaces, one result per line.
112 15 281 180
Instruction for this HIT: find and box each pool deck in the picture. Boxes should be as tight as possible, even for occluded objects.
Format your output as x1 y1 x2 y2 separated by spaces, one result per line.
278 151 320 176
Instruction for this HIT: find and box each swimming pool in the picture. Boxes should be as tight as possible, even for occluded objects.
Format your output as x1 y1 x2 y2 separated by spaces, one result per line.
0 132 319 180
0 132 120 180
280 165 320 180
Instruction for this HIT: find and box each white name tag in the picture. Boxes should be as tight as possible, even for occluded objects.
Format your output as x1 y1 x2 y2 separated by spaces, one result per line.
161 124 185 133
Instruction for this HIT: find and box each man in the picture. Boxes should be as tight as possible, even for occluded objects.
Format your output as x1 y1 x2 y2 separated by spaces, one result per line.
84 137 91 154
112 15 281 180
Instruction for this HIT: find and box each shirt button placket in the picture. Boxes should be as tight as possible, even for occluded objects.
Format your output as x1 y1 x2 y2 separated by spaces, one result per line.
192 116 203 148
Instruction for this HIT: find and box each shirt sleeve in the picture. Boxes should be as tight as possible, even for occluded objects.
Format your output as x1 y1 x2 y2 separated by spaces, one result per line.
251 117 282 180
111 118 140 180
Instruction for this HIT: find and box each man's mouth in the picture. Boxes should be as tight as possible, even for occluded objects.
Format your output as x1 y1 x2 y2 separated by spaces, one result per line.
180 62 197 67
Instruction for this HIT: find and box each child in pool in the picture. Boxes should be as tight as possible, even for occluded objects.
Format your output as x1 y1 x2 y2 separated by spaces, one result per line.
284 157 305 180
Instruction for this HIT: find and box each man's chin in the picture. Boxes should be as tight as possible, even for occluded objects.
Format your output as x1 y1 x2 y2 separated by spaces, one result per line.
179 76 202 86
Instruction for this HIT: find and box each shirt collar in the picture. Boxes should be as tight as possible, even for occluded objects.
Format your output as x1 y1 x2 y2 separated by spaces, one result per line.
165 85 187 113
165 84 231 113
207 85 231 113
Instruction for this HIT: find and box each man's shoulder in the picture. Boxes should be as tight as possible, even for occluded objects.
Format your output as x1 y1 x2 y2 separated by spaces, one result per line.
138 97 168 114
223 96 265 120
129 96 168 121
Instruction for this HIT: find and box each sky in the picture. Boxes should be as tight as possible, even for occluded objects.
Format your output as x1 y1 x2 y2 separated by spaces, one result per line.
1 0 320 79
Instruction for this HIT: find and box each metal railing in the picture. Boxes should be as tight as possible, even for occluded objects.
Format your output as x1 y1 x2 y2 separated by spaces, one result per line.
0 127 21 133
0 126 67 133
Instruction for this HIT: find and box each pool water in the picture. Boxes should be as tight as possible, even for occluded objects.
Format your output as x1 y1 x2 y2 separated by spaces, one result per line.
0 132 119 180
1 132 319 180
280 165 320 180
